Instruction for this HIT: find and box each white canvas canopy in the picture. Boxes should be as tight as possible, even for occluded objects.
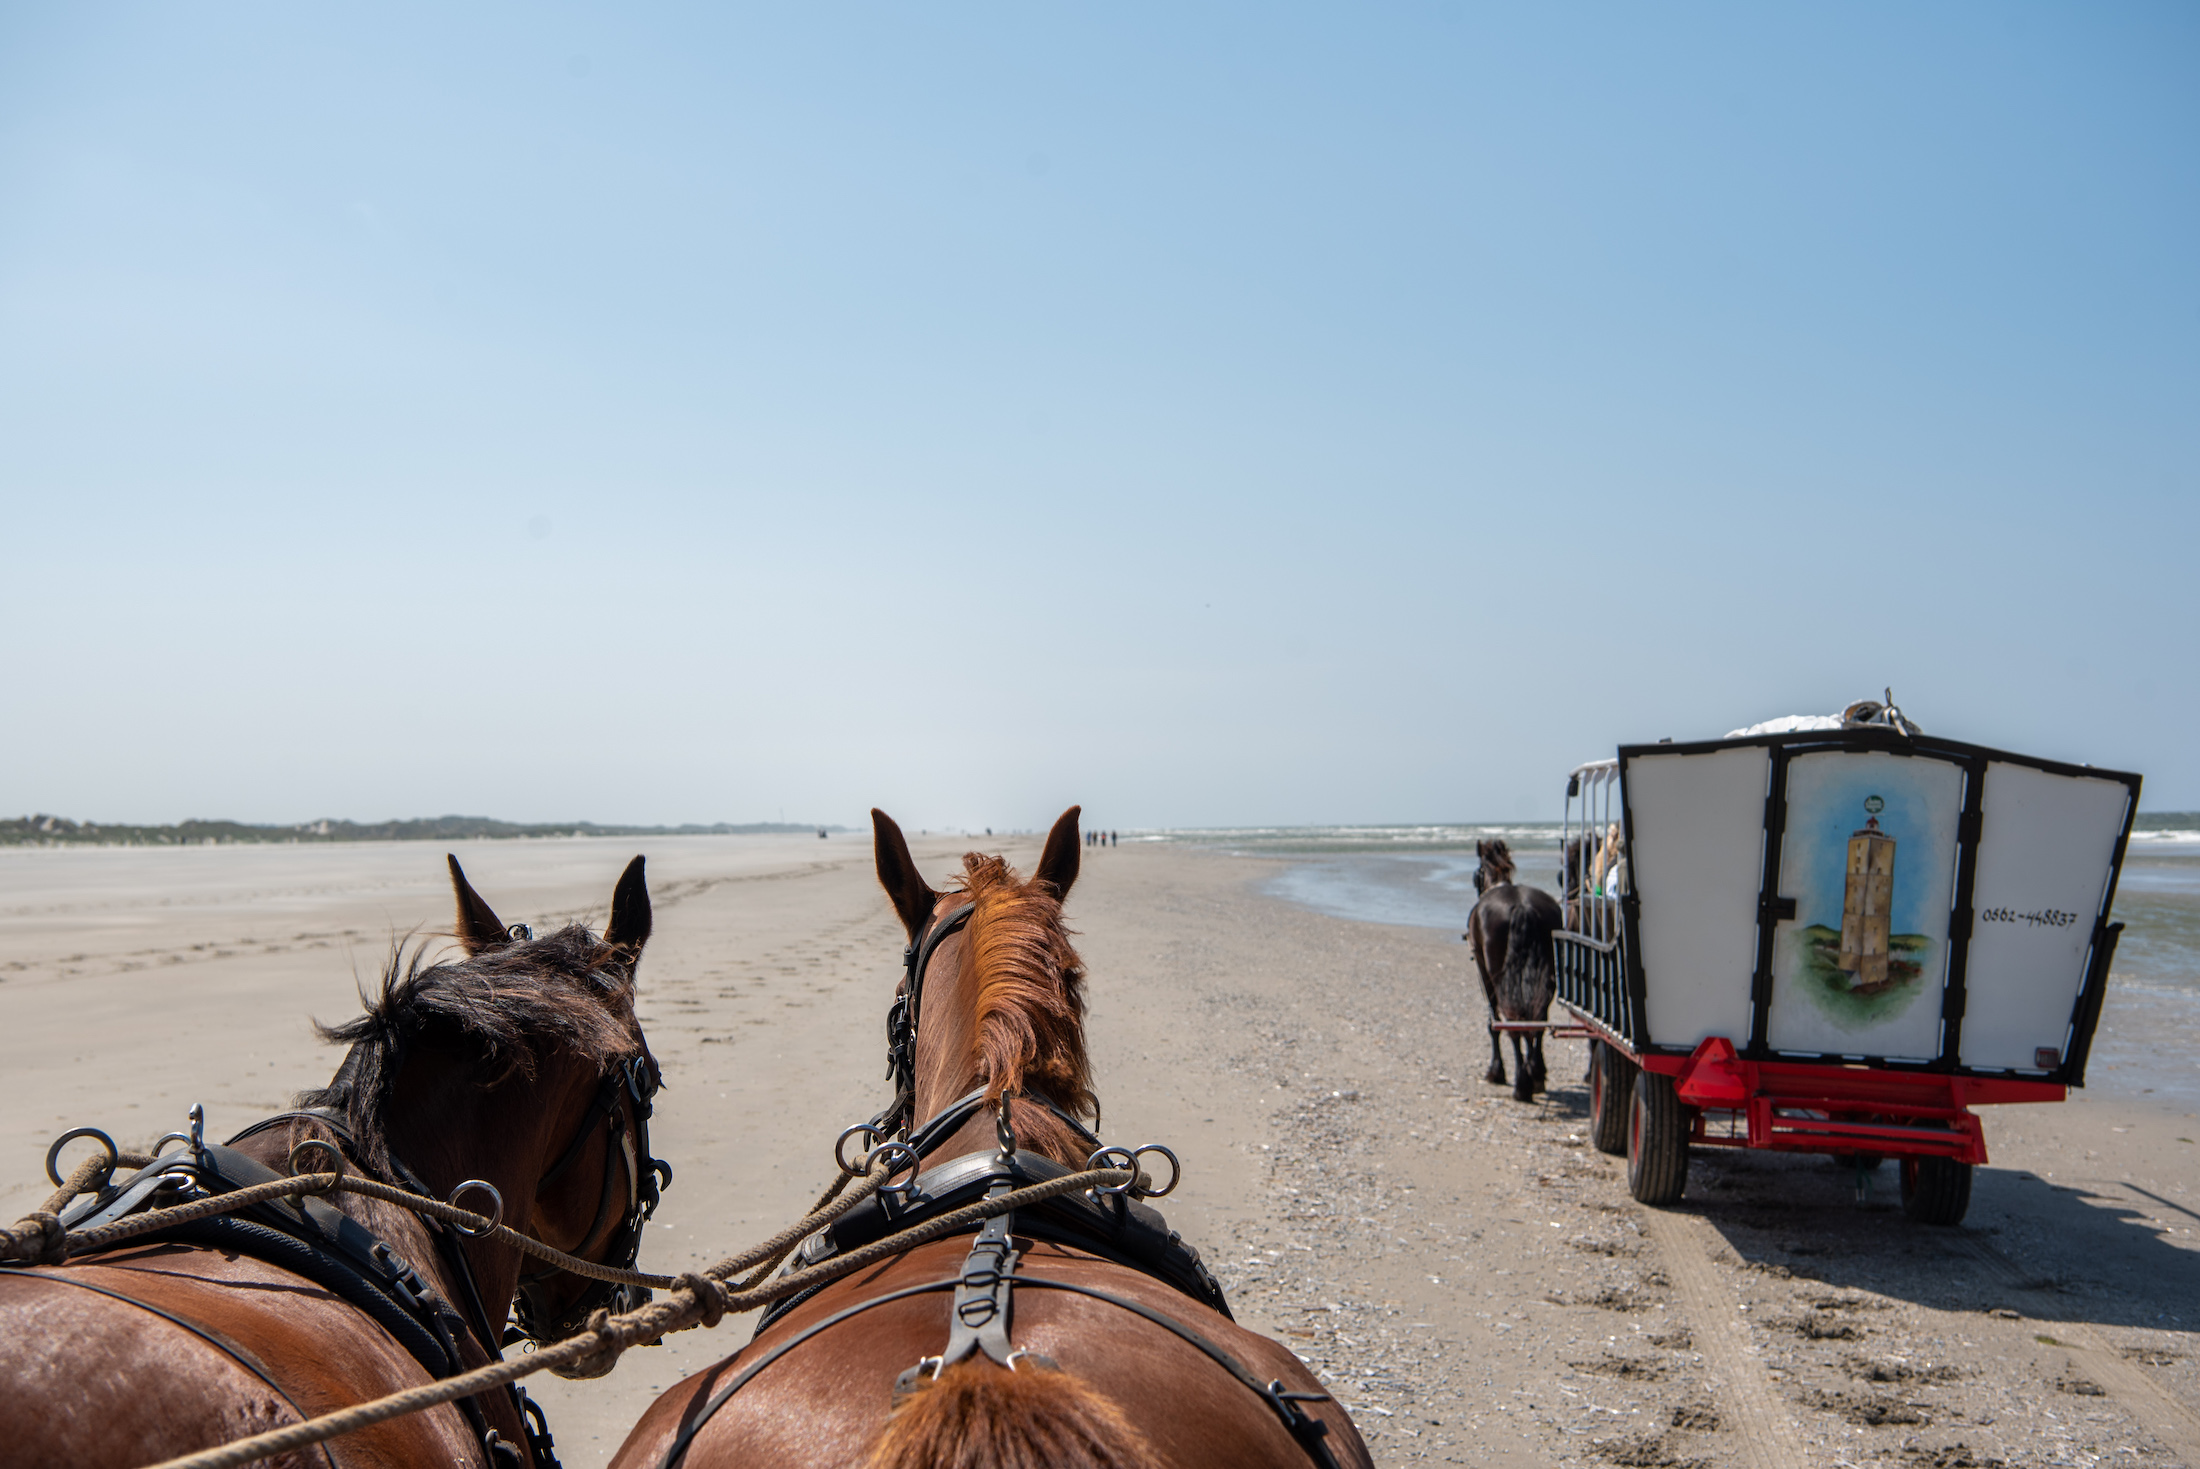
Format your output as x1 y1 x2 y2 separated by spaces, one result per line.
1609 729 2135 1080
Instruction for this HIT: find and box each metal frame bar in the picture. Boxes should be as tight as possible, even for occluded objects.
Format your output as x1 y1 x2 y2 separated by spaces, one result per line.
1558 759 1640 1048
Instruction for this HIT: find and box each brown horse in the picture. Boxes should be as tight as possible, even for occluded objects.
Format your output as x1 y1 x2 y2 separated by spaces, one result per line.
0 855 668 1468
1466 838 1563 1102
611 808 1372 1469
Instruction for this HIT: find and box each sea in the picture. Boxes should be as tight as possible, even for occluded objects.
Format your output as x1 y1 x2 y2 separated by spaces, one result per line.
1151 816 2200 1110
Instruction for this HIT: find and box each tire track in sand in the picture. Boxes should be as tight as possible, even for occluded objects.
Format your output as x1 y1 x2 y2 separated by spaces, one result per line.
1637 1206 1808 1469
1948 1234 2200 1464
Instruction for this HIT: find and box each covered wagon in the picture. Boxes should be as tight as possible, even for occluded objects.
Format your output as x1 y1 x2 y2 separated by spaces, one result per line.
1555 718 2139 1225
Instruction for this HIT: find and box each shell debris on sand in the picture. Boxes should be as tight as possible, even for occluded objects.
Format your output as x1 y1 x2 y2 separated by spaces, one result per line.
4 837 2197 1467
1075 846 2200 1468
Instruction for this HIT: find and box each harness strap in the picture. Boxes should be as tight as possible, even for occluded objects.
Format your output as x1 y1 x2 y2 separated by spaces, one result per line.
2 1269 339 1469
939 1203 1019 1369
889 1171 1031 1400
656 1279 961 1469
904 903 977 1048
513 1056 669 1348
222 1108 508 1355
1012 1279 1343 1469
903 1086 1103 1164
879 904 978 1136
655 1269 1338 1469
223 1109 546 1467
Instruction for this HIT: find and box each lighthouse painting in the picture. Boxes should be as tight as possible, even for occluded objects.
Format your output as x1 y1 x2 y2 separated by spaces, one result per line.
1838 798 1897 991
1769 753 1963 1058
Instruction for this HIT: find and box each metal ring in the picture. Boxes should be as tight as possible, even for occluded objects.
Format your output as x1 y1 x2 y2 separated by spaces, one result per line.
864 1141 922 1202
287 1138 346 1193
835 1123 884 1176
46 1128 119 1189
1084 1145 1139 1199
448 1179 505 1237
1130 1143 1183 1198
151 1131 195 1158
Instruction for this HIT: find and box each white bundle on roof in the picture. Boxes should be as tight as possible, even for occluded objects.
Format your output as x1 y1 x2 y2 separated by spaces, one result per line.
1725 693 1920 740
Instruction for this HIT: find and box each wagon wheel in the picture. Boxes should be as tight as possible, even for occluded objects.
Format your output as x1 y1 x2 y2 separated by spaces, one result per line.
1588 1040 1636 1157
1626 1071 1689 1205
1899 1154 1972 1226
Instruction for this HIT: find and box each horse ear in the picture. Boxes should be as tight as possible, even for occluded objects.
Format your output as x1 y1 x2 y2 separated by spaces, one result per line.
872 809 937 939
604 856 651 956
1034 806 1082 902
448 855 510 955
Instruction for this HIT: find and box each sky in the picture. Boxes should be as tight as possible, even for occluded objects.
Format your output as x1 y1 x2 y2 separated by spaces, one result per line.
3 4 2194 833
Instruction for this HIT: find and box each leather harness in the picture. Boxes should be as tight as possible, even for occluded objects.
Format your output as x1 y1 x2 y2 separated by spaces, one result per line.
653 900 1341 1468
18 1054 670 1469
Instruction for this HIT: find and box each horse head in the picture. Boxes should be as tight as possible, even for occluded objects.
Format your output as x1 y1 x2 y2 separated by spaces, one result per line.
1473 837 1516 895
299 854 669 1378
871 806 1097 1168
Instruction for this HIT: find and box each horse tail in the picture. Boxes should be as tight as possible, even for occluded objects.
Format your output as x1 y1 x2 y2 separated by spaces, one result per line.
1499 892 1559 1016
865 1358 1162 1469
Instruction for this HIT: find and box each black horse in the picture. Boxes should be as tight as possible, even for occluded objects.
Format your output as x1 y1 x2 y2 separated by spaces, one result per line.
1465 838 1564 1101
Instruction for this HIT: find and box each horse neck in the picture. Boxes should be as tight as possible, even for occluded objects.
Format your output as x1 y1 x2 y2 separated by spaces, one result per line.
910 924 1092 1168
375 1042 595 1343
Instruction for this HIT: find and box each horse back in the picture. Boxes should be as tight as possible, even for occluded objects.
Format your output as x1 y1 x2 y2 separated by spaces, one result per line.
613 1237 1370 1469
1470 882 1563 1018
0 1243 480 1468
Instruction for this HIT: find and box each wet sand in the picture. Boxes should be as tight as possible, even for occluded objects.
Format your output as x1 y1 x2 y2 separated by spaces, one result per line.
4 838 2196 1466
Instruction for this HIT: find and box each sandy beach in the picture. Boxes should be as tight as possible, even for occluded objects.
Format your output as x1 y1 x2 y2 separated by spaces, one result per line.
4 836 2197 1468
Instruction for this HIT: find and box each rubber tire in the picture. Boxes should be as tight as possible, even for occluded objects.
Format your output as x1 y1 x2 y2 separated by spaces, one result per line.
1626 1071 1690 1205
1589 1041 1637 1156
1899 1155 1973 1226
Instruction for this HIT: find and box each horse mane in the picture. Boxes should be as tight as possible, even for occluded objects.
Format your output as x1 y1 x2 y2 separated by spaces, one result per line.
300 927 642 1175
953 852 1096 1149
1477 838 1517 887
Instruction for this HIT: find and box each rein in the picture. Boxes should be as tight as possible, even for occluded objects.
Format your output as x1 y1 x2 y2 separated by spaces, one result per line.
4 1134 1135 1469
16 1055 673 1469
690 889 1340 1469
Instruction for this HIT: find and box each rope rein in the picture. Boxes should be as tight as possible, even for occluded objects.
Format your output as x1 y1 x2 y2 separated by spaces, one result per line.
3 1150 1135 1469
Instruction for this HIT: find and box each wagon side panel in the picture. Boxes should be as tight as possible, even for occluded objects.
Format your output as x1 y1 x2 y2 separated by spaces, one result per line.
1960 761 2134 1074
1620 744 1768 1054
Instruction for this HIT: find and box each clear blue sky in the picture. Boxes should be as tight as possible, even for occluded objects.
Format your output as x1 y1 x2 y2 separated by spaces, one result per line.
4 5 2194 831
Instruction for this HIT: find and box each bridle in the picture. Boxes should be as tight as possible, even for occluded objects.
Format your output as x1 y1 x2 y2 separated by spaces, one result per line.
871 898 1104 1160
513 1051 673 1344
874 901 977 1143
644 893 1347 1469
238 1044 671 1353
221 1060 666 1469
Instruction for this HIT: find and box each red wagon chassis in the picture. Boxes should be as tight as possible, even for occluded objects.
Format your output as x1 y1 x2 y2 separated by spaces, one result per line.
1580 1024 2062 1166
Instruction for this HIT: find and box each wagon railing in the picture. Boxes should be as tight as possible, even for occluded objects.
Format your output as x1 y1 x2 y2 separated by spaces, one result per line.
1555 758 1634 1046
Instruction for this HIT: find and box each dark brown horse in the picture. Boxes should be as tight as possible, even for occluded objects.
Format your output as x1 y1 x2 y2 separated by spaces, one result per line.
1466 838 1563 1102
0 856 667 1468
611 808 1372 1469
